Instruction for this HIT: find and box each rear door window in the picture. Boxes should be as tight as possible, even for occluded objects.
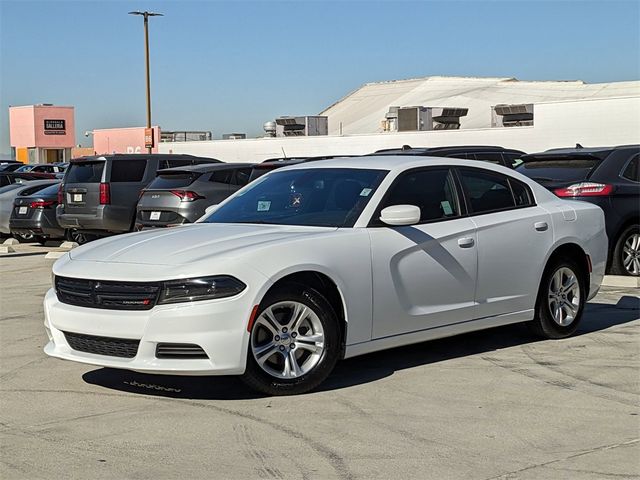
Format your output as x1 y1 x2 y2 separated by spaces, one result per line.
459 168 516 214
148 172 200 189
66 161 105 183
109 160 146 182
233 168 252 186
210 170 234 184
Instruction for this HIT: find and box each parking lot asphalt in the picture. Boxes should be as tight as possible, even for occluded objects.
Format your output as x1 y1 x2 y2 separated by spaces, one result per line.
1 252 638 480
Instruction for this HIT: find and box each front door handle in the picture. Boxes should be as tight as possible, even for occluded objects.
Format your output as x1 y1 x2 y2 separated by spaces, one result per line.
535 222 549 232
458 237 475 248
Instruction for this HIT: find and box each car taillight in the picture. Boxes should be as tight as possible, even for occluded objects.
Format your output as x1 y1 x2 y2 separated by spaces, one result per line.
57 184 64 204
170 190 204 202
99 182 110 204
29 200 56 209
554 182 613 197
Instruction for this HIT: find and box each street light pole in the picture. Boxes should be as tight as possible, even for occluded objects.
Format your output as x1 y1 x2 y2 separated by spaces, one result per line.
128 10 163 154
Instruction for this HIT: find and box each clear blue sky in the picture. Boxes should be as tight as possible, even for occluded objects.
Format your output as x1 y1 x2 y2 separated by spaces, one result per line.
1 0 639 154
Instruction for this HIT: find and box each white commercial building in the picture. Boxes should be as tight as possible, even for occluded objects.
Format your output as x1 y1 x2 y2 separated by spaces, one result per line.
160 76 640 162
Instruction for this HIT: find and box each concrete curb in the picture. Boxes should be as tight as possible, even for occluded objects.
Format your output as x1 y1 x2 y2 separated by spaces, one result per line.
0 245 16 253
601 275 640 288
44 251 67 260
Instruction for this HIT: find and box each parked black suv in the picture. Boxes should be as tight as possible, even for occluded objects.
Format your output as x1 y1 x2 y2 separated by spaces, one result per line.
517 145 640 276
57 154 220 238
371 145 526 168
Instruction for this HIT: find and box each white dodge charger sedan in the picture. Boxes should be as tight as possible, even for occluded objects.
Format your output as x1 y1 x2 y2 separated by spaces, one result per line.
44 156 607 395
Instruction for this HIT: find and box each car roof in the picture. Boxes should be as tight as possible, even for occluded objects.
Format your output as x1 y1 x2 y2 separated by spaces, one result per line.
157 163 255 174
525 144 640 157
70 154 221 163
372 145 525 155
280 154 518 174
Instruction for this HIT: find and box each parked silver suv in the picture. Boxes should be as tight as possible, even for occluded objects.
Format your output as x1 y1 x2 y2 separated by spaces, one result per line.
57 154 220 238
135 163 254 228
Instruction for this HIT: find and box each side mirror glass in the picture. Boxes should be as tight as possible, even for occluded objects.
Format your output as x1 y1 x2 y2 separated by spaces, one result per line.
380 205 421 226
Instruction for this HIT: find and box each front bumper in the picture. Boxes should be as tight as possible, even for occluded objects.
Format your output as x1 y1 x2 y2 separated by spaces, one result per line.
43 288 252 375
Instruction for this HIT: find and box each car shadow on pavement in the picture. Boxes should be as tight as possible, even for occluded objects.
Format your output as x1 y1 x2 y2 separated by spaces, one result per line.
82 299 638 400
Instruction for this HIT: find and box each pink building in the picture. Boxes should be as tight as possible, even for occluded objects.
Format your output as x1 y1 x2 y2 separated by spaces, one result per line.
93 126 160 155
9 105 76 163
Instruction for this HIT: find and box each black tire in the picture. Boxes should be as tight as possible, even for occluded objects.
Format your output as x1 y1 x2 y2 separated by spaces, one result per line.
14 233 34 243
33 235 47 245
66 229 95 245
240 282 341 396
528 257 586 339
610 224 640 277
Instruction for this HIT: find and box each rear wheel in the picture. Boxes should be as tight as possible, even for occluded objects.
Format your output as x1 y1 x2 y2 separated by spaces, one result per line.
14 233 34 243
610 225 640 276
33 235 47 245
66 229 96 245
528 258 586 339
241 283 341 395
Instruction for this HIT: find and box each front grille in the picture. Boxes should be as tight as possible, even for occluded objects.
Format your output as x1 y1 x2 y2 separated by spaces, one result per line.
156 343 209 359
64 331 140 358
55 276 160 310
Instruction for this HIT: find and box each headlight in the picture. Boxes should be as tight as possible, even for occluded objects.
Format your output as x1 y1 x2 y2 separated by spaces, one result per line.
158 275 246 305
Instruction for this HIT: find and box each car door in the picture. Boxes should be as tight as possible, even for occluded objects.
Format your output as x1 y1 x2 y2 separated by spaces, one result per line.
368 167 478 339
457 167 553 319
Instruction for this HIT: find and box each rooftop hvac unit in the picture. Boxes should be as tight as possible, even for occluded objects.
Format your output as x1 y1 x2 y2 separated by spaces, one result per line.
397 107 468 132
222 133 246 140
275 116 328 137
492 104 534 127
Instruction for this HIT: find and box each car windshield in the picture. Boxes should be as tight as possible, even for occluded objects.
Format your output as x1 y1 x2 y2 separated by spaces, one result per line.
15 165 33 172
204 168 388 227
148 172 201 189
66 161 105 183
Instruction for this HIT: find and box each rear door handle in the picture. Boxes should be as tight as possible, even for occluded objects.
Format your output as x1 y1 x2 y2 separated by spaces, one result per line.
535 222 549 232
458 237 475 248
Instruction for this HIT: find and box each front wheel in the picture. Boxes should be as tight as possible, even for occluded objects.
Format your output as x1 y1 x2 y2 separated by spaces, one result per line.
528 259 586 339
241 283 341 395
610 225 640 277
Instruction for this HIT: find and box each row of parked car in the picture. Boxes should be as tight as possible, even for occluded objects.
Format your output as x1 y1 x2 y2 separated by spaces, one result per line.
1 144 638 276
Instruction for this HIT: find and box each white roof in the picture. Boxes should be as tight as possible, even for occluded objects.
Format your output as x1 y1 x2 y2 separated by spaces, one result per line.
320 76 640 135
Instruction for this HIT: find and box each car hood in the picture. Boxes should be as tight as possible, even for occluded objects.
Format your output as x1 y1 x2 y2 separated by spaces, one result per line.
69 223 337 266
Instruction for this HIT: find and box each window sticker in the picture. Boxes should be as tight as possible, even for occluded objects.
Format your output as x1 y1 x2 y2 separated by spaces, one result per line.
441 201 453 216
257 200 271 212
289 193 303 208
360 188 372 197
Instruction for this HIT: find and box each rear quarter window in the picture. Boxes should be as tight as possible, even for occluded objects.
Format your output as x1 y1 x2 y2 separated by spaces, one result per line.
109 159 146 182
66 162 105 183
621 155 639 182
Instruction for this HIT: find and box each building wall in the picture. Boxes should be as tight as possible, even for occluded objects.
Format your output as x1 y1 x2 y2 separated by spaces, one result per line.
93 126 160 154
159 96 640 161
9 106 36 148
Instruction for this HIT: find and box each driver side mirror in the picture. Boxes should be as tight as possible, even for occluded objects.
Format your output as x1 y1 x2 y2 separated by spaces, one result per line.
380 205 421 226
204 204 218 215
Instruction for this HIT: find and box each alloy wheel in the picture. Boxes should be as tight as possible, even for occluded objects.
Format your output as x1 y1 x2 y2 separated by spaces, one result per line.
251 301 325 379
622 233 640 276
547 267 581 327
